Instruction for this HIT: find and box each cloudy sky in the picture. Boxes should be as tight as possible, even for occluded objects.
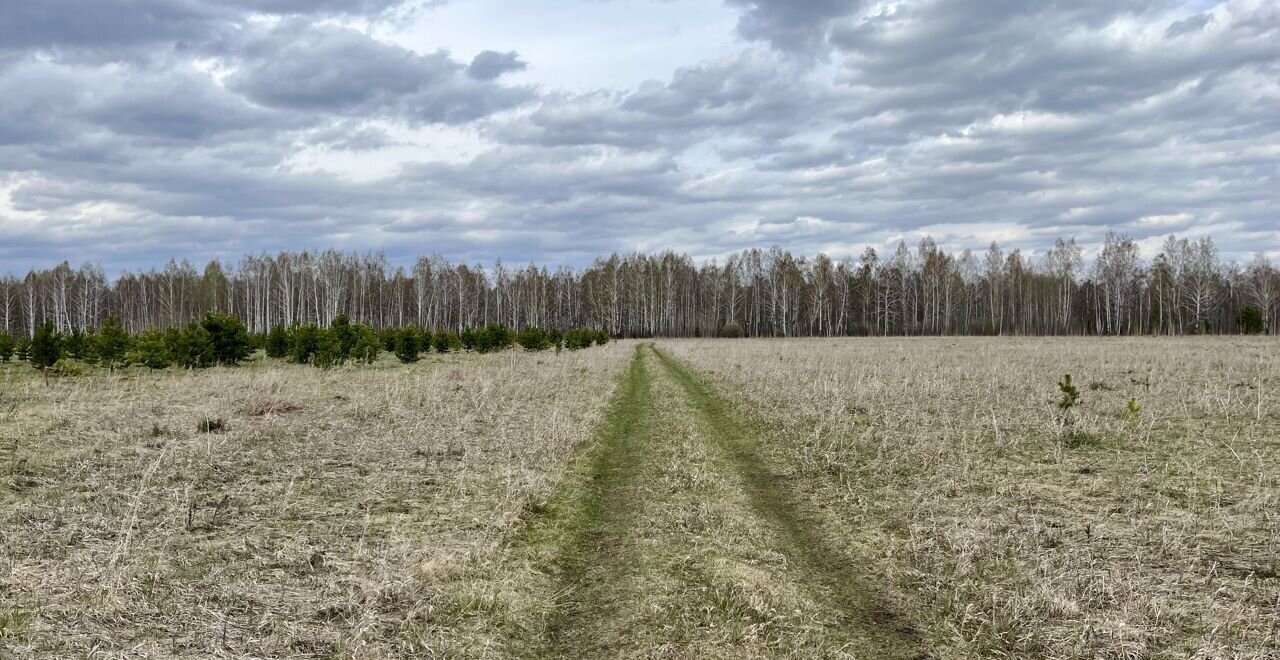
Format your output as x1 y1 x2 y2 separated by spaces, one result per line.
1 0 1277 274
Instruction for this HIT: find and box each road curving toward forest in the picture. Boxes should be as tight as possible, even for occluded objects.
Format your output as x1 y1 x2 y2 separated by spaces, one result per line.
502 343 929 659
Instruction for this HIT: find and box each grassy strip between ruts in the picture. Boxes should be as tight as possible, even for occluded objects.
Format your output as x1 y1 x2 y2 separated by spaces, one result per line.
501 343 658 657
652 346 929 660
492 344 929 658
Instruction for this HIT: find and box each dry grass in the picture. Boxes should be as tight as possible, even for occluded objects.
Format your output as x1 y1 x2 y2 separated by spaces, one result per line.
3 337 1277 659
659 337 1280 659
0 345 633 658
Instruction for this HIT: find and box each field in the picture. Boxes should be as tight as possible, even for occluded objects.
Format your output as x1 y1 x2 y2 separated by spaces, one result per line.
1 338 1277 659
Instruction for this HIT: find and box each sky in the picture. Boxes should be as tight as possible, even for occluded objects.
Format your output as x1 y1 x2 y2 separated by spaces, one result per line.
1 0 1277 275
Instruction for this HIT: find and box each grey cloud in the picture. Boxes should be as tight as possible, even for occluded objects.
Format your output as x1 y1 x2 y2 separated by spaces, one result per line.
467 50 527 80
229 22 533 123
725 0 862 54
494 50 824 148
308 123 400 151
2 0 1279 274
1167 12 1215 37
0 0 411 55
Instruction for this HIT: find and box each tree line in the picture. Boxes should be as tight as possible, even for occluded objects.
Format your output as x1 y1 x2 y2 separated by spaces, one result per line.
0 313 611 374
2 233 1276 339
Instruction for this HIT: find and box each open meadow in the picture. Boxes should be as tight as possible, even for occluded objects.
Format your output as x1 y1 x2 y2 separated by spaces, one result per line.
1 337 1277 659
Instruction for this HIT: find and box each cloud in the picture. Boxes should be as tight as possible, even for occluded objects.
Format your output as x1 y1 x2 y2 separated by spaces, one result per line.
1 0 1278 273
228 22 533 124
467 50 528 80
0 0 411 55
725 0 862 55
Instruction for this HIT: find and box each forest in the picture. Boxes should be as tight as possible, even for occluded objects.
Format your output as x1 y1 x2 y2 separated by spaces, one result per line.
2 233 1276 339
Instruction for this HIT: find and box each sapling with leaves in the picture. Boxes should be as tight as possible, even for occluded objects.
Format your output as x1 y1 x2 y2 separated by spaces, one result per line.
393 328 421 363
1126 397 1142 427
351 326 382 364
30 321 63 382
1057 374 1081 428
289 324 324 364
432 330 460 354
130 329 172 369
95 316 131 372
330 314 359 361
200 313 253 365
265 325 291 359
312 330 343 369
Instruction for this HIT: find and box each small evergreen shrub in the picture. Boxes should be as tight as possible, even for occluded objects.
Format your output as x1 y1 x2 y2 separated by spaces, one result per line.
1238 306 1265 334
51 358 84 377
330 314 359 361
131 329 172 369
170 323 216 369
394 328 421 363
459 328 478 352
95 316 132 372
351 326 382 364
30 321 63 375
0 333 14 362
197 417 227 433
312 330 343 369
1126 397 1142 427
290 324 324 364
719 322 744 338
201 313 253 366
65 327 91 361
517 327 551 352
432 330 460 354
265 325 292 359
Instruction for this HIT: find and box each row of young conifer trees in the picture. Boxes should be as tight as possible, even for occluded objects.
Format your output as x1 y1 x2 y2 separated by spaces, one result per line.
0 313 610 374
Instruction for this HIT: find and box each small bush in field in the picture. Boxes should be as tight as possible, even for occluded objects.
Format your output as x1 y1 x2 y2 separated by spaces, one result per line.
1056 374 1082 435
330 314 359 361
265 325 291 359
200 313 253 366
460 328 478 352
394 328 421 363
476 324 514 353
517 327 551 352
51 358 84 377
1126 397 1142 427
0 333 14 362
30 321 63 375
312 330 343 369
1057 374 1080 412
165 324 215 369
564 328 594 350
95 316 132 372
196 417 227 433
130 330 172 369
718 322 744 338
352 326 381 364
65 327 91 361
290 324 324 365
430 330 458 354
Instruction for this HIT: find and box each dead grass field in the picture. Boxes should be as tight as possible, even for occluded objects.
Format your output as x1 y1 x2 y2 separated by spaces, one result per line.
0 345 634 658
2 337 1277 659
662 337 1279 659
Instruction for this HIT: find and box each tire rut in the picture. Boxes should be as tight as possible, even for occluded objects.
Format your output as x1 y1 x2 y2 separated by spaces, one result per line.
507 344 928 659
652 346 930 660
512 344 659 658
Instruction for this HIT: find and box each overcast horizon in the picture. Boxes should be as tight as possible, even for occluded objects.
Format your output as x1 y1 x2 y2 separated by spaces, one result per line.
2 0 1277 276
